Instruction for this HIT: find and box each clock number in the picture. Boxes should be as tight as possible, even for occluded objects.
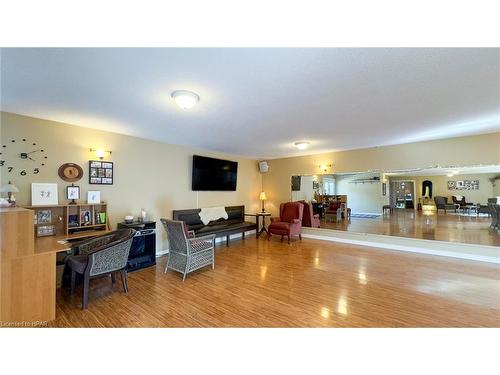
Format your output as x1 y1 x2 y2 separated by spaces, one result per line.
34 168 39 174
0 160 4 166
8 167 13 173
20 170 27 176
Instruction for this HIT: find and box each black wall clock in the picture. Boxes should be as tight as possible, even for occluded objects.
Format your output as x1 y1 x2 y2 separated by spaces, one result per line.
0 138 48 176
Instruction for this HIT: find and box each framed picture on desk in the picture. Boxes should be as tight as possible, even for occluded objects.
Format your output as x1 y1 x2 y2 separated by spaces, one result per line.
37 224 55 237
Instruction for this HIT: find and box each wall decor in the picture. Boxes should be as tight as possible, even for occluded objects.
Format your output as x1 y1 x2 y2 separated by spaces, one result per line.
87 190 101 204
382 182 387 196
36 209 52 224
37 225 56 237
58 163 84 182
1 138 48 176
89 160 113 185
447 180 479 190
66 184 80 204
31 183 58 206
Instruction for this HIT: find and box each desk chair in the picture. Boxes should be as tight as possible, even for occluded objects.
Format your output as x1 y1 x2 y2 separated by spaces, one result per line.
66 229 135 309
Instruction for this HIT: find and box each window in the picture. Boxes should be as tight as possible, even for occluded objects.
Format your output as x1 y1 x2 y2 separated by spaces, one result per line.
324 180 335 195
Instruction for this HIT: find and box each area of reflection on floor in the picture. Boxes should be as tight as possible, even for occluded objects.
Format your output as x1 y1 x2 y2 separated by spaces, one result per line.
319 209 499 247
415 272 500 309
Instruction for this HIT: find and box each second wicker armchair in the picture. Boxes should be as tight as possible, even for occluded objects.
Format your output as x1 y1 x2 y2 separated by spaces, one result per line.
160 219 216 281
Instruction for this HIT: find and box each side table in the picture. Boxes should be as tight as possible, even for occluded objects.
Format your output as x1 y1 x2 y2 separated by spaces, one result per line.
245 212 272 238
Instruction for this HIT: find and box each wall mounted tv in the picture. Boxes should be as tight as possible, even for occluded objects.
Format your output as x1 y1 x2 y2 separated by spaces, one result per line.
192 155 238 191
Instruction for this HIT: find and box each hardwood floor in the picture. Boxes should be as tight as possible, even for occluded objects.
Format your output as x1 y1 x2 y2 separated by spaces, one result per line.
49 235 500 328
321 209 500 246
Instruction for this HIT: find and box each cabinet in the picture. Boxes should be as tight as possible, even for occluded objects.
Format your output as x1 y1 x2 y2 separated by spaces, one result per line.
24 203 109 237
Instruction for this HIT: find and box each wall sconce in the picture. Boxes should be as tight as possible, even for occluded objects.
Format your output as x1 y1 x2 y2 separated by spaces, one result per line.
319 164 332 173
89 148 112 160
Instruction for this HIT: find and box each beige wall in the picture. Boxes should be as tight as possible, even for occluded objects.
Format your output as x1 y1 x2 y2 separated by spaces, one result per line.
494 181 500 197
262 133 500 216
0 112 262 252
390 174 497 204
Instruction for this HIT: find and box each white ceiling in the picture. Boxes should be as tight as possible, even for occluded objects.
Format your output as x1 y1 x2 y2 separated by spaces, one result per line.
1 48 499 159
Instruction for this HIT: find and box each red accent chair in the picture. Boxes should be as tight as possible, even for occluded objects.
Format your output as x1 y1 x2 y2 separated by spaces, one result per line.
268 202 304 244
298 201 320 228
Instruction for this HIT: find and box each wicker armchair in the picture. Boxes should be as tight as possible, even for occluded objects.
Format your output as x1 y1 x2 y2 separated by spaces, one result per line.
66 229 135 309
161 219 216 281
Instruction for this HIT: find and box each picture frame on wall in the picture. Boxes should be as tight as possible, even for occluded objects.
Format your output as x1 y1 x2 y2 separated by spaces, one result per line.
87 190 101 204
382 182 387 196
88 160 114 185
31 183 59 206
447 179 480 190
67 185 80 200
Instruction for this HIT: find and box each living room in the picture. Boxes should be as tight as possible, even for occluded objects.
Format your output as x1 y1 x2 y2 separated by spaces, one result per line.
1 4 499 374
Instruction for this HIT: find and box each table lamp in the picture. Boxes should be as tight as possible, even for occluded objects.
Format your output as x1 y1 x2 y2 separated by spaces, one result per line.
0 181 20 206
259 191 267 212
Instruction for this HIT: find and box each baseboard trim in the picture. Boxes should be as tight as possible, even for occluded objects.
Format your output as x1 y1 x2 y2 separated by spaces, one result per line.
156 230 257 258
350 212 383 216
301 228 500 264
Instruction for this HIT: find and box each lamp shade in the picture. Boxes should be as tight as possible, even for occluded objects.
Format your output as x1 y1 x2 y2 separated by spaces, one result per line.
259 192 267 201
0 182 19 193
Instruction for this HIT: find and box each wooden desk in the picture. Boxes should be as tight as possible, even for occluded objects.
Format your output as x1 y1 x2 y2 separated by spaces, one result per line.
1 207 109 324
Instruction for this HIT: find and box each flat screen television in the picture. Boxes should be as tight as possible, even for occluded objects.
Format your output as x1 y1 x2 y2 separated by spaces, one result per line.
192 155 238 191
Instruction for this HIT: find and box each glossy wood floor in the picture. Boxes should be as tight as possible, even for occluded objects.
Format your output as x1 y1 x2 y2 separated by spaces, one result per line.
321 209 500 246
49 235 500 327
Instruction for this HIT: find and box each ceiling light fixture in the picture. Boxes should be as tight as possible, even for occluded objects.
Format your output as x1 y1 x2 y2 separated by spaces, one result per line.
294 141 310 150
171 90 200 109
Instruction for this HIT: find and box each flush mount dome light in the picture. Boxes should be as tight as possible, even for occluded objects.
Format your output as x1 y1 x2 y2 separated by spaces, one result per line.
171 90 200 109
294 141 310 150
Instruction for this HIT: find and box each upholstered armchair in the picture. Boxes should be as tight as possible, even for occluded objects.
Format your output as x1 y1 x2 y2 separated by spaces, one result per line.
434 196 456 214
160 219 215 281
324 201 343 222
298 200 320 228
66 229 135 309
268 202 304 244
